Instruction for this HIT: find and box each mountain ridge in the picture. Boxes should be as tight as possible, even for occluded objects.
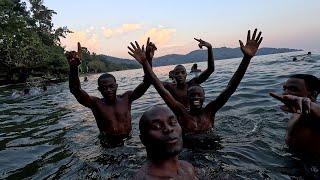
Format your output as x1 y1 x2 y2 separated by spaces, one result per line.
99 47 302 67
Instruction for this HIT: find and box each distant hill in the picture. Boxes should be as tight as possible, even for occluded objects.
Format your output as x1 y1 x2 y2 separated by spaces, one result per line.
99 47 302 67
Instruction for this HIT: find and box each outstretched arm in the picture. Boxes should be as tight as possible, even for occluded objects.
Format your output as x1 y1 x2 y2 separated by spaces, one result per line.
190 38 214 85
128 38 157 103
67 42 95 107
269 93 320 120
206 29 263 116
128 41 185 112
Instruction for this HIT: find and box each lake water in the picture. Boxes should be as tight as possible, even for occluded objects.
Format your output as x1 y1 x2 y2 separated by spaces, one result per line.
0 51 319 179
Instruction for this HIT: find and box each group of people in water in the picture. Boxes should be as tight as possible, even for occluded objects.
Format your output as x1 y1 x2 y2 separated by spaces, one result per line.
66 28 320 179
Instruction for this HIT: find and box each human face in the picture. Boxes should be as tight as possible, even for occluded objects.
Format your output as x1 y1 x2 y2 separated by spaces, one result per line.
143 107 183 157
188 86 204 109
173 66 187 84
282 78 311 98
98 78 118 100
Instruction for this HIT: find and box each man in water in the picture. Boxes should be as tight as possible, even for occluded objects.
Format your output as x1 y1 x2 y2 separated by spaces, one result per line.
169 70 176 85
190 63 201 73
129 29 263 134
270 74 320 155
162 38 214 109
134 105 197 179
67 39 156 147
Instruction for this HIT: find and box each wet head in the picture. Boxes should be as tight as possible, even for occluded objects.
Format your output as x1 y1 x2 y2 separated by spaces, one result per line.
98 73 118 101
139 105 183 159
188 85 205 109
169 70 174 80
173 65 187 84
283 74 319 102
23 88 30 95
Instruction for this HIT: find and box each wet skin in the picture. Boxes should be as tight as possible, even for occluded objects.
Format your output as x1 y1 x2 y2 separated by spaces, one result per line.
271 77 320 155
68 42 153 136
130 29 263 134
162 38 215 109
135 106 197 180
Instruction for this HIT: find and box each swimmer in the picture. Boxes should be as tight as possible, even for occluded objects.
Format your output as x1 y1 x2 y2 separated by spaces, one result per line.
270 74 320 156
161 38 215 109
134 105 197 180
67 39 156 147
130 29 263 134
169 70 176 84
190 63 201 73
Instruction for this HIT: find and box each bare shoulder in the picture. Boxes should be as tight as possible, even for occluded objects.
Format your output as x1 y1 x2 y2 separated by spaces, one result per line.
163 81 174 88
120 91 133 99
179 160 195 173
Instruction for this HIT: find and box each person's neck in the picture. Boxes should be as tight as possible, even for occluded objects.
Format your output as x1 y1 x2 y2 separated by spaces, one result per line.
147 156 179 177
176 82 187 88
103 96 117 104
189 107 203 115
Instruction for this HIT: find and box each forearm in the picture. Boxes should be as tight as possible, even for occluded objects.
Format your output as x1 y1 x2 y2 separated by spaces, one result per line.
69 66 81 93
225 56 251 93
192 47 214 84
207 47 214 71
129 77 151 102
142 61 178 109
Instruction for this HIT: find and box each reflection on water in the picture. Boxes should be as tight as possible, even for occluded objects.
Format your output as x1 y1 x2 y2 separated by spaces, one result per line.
0 50 319 179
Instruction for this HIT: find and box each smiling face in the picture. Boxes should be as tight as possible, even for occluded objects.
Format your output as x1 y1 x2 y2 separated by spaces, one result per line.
188 86 205 109
98 77 118 101
140 106 183 159
173 65 187 84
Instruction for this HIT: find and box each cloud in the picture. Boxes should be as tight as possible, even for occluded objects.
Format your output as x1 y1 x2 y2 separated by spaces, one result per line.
140 27 176 45
102 23 142 38
60 31 100 53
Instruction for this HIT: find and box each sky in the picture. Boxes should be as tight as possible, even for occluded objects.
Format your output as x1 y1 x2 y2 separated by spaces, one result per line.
31 0 320 59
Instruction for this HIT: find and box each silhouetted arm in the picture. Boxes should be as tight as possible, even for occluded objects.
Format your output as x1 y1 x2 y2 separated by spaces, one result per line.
129 38 157 103
190 38 214 85
128 41 186 112
205 29 263 117
270 93 320 120
67 43 95 107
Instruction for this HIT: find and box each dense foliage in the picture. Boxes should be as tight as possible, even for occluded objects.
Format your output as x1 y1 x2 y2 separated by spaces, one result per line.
0 0 139 85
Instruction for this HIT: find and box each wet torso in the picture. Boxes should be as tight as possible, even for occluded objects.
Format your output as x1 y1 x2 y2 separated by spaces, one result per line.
286 114 320 155
177 110 214 134
90 95 132 135
165 83 190 109
134 160 197 180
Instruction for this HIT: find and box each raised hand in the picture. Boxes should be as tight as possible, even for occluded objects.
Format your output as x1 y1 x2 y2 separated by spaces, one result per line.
145 37 157 61
194 38 212 49
269 92 311 114
66 42 82 66
239 29 263 58
128 41 147 64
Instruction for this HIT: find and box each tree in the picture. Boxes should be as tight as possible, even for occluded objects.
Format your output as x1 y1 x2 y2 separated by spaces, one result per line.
88 60 107 73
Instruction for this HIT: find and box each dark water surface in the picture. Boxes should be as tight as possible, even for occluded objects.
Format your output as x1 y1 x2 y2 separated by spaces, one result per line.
1 51 320 179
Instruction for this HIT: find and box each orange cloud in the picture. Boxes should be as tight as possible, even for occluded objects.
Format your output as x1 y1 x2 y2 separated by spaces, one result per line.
140 27 176 45
60 31 100 53
102 23 142 38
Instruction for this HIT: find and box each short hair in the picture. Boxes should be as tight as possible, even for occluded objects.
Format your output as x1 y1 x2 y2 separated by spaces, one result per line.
98 73 116 86
187 84 204 94
174 65 186 71
290 74 320 93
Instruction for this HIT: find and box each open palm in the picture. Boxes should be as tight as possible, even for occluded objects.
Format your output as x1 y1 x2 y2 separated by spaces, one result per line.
239 29 263 58
128 41 146 64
